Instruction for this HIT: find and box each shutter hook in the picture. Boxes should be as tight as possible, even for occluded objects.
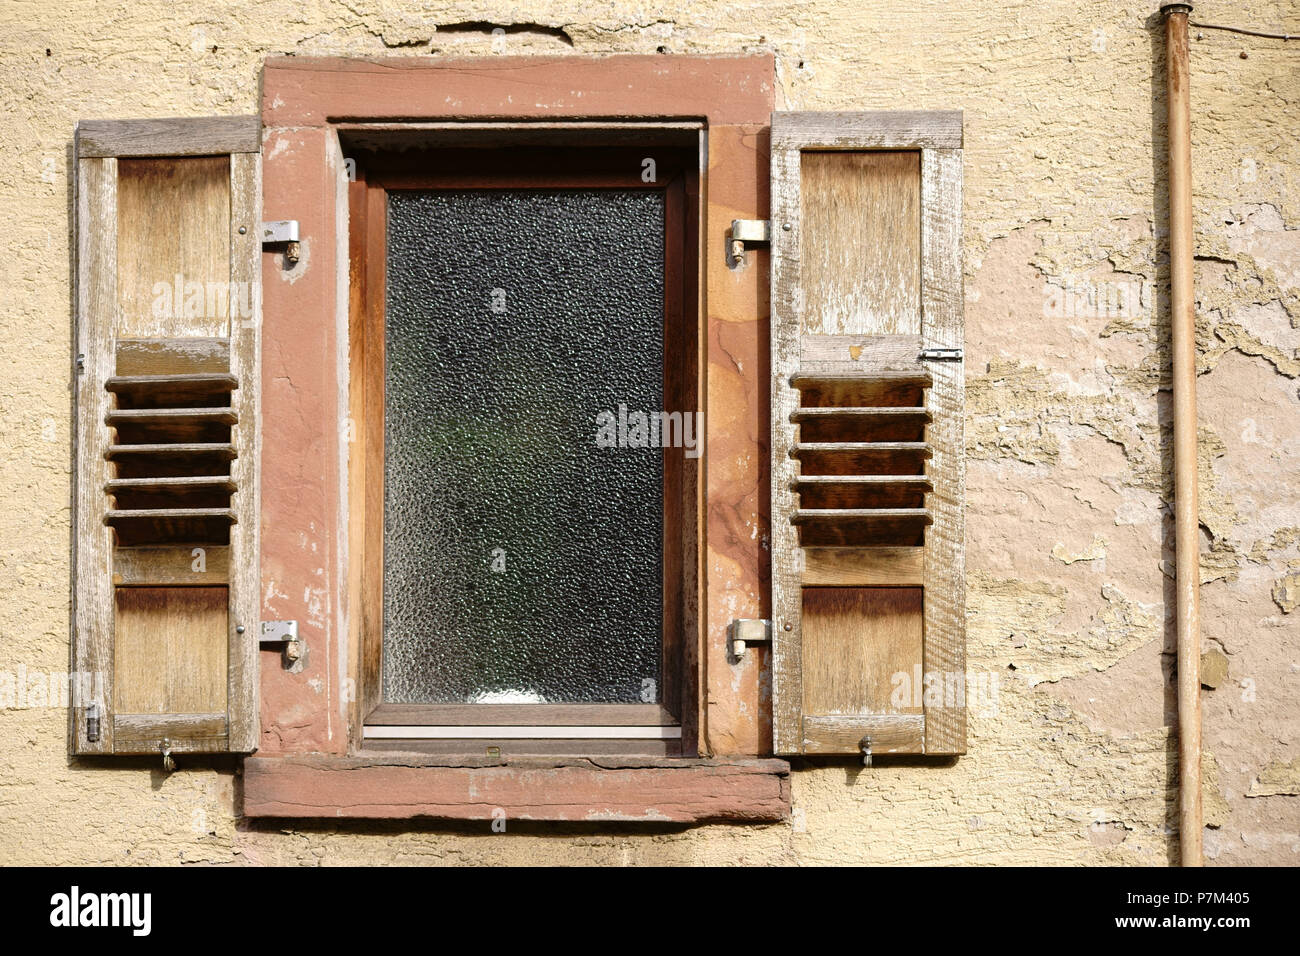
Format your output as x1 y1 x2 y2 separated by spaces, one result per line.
160 739 175 774
859 736 872 768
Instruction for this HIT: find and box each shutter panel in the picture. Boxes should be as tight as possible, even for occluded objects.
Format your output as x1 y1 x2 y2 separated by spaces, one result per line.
769 111 966 757
72 117 262 755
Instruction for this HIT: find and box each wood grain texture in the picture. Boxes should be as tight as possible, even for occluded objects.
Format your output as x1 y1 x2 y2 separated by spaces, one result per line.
107 408 236 447
684 157 705 756
362 738 682 757
116 156 231 338
367 703 676 727
226 150 261 753
802 713 924 754
115 337 229 376
802 547 925 587
106 407 237 426
794 475 930 509
346 172 370 750
801 587 923 720
104 443 236 483
794 413 931 444
661 168 693 744
105 441 236 459
663 156 702 755
349 174 387 734
792 367 931 389
792 441 930 476
73 156 117 754
243 755 791 822
104 508 236 547
113 587 228 717
75 125 261 756
799 333 923 366
113 545 230 586
768 134 805 755
792 375 928 410
800 151 921 335
920 148 967 755
770 112 965 756
105 372 237 407
76 116 260 158
771 111 962 150
793 509 931 547
114 713 229 752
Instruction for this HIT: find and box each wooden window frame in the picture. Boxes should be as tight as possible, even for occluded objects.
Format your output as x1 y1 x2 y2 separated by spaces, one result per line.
346 138 701 754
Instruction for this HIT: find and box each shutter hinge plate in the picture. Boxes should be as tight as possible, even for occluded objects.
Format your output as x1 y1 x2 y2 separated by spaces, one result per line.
261 220 301 263
728 219 770 269
260 619 304 665
85 700 101 742
731 219 771 243
919 347 964 361
728 618 772 660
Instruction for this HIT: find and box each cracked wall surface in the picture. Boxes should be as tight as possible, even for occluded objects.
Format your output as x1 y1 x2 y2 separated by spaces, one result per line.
1 0 1296 865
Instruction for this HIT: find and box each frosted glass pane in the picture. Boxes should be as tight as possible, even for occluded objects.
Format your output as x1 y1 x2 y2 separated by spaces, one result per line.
382 188 665 704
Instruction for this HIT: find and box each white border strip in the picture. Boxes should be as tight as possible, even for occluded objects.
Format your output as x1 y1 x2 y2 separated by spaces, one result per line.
363 725 682 740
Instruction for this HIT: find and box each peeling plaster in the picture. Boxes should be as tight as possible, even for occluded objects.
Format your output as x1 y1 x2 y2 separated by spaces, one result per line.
1 0 1296 866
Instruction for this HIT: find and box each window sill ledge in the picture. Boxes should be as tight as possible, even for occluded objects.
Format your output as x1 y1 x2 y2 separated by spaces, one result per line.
242 754 790 823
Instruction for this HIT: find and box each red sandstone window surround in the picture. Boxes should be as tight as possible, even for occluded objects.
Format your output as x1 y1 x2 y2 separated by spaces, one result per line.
243 54 788 821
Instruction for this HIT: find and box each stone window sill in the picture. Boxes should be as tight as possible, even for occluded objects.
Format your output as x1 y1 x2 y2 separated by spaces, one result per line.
242 754 790 823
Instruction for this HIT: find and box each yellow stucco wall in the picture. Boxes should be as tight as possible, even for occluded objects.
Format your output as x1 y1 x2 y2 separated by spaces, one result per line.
1 0 1296 864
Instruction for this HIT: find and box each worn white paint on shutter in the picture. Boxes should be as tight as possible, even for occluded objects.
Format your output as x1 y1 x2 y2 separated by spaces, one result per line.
769 111 966 757
72 117 261 755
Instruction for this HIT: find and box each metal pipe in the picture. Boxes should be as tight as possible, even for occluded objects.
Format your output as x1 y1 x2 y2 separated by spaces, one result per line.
1161 1 1203 868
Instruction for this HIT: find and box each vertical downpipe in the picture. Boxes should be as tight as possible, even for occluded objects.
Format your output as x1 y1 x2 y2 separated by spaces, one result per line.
1161 1 1203 867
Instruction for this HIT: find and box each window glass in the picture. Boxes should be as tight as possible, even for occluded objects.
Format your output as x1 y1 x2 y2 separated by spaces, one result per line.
382 188 665 704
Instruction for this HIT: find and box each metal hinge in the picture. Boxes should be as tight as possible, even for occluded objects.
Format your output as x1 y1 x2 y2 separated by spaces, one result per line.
261 220 301 264
728 618 772 660
160 739 176 774
85 701 101 742
728 219 770 268
260 619 304 664
919 347 964 361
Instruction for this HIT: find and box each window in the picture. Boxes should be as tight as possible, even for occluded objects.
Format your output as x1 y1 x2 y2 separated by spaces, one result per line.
346 137 700 754
72 57 964 821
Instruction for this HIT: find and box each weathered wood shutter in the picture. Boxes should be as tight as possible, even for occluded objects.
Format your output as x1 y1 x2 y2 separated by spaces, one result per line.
72 117 261 755
769 111 966 757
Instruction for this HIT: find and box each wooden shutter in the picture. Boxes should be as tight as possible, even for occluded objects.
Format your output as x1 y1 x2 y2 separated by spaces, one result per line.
72 117 262 755
769 111 965 756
